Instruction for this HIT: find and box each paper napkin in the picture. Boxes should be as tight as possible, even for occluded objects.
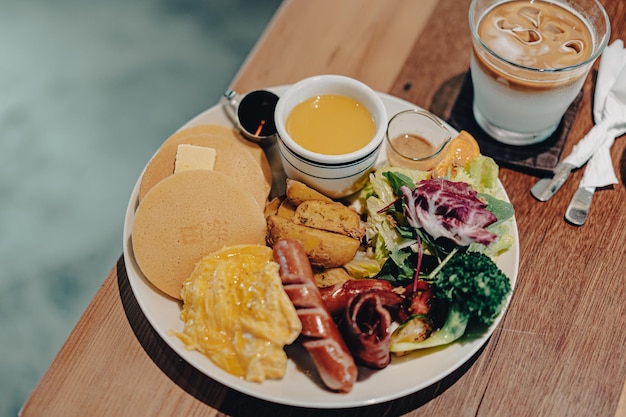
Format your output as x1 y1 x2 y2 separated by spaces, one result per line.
563 40 626 189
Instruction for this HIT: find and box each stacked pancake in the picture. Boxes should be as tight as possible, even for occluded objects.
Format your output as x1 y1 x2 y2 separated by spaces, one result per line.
131 125 271 300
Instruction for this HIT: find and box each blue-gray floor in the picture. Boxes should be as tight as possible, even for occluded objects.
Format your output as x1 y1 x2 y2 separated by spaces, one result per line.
0 0 281 415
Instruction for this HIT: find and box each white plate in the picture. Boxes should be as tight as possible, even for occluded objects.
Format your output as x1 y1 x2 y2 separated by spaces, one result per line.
123 88 520 409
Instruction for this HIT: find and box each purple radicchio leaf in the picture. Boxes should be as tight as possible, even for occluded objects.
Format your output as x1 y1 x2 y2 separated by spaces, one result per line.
400 178 497 246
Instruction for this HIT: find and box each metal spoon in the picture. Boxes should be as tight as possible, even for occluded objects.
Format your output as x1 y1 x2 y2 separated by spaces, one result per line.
530 162 575 201
564 186 595 226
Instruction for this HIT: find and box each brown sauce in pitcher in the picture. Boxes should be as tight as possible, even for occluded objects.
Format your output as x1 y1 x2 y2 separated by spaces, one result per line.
390 134 435 160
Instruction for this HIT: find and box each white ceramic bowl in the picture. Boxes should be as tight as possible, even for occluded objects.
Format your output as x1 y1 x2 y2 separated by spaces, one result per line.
274 74 387 199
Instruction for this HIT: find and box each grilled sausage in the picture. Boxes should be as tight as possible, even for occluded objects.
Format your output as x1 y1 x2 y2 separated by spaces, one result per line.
272 239 357 393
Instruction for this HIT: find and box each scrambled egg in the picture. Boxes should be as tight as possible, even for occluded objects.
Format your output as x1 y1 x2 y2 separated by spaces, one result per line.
176 244 302 382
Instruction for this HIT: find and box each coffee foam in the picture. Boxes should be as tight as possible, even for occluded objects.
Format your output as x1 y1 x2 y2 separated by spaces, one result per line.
478 0 593 70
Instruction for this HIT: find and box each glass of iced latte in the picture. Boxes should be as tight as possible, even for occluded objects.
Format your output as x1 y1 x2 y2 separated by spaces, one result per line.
469 0 610 145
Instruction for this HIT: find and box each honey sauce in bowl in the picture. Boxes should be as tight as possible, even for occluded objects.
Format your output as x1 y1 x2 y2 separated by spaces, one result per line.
285 94 376 155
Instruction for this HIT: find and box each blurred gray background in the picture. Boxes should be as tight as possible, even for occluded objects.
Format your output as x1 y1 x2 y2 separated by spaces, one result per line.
0 0 282 415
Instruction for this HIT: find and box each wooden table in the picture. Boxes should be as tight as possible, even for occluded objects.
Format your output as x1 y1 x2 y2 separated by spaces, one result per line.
21 0 626 416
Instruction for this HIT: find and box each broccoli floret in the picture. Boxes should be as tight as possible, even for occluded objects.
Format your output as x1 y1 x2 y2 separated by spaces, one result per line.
391 251 511 351
433 251 511 326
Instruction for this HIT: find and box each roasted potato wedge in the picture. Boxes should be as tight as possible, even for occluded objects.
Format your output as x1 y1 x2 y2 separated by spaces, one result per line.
264 196 297 219
277 199 297 219
285 178 332 206
313 267 353 288
266 215 359 268
264 196 282 218
292 200 365 240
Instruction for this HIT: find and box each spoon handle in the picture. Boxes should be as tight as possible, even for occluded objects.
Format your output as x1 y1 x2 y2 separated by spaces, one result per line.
530 162 575 202
565 186 595 226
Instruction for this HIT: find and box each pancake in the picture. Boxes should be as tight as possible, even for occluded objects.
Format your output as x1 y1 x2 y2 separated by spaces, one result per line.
220 126 273 190
132 169 267 300
138 124 271 206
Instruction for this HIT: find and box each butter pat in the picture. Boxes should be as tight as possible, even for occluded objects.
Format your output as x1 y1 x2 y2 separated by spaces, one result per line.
174 144 216 173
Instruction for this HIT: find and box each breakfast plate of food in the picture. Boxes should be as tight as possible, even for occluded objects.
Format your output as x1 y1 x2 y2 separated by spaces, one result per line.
123 83 519 408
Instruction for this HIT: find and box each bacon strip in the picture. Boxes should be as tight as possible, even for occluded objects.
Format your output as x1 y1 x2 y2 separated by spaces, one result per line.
343 290 402 369
319 279 395 316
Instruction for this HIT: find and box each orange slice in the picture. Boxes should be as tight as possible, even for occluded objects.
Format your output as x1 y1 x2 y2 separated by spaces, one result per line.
431 130 480 177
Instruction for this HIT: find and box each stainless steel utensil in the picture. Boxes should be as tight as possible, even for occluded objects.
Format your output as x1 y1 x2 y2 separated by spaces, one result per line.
564 186 595 226
530 162 575 202
223 89 279 145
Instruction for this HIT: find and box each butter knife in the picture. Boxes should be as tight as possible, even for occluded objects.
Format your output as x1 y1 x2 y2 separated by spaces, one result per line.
530 162 575 202
564 186 595 226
